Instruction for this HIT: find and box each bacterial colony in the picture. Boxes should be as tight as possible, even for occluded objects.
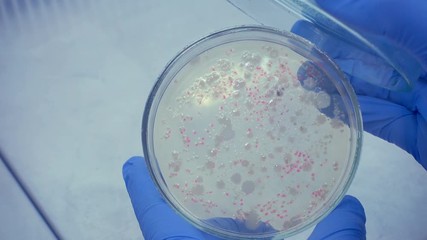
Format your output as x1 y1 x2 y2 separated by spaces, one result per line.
153 40 352 232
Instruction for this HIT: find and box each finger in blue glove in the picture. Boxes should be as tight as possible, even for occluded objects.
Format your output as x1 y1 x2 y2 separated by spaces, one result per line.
123 156 367 239
123 156 274 240
308 195 366 240
123 156 209 240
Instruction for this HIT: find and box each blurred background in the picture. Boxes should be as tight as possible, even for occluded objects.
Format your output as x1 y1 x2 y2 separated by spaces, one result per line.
0 0 426 239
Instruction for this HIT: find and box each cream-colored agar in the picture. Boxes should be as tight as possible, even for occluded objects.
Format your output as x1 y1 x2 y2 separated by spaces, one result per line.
153 40 351 232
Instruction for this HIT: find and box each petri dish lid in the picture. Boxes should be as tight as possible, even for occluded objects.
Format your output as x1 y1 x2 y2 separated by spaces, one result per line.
228 0 424 91
142 26 362 239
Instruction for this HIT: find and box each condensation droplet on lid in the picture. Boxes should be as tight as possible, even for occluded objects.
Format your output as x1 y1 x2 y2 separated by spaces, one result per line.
216 180 225 189
232 90 241 98
302 162 312 172
266 131 275 140
316 114 327 125
217 116 231 125
172 151 179 160
264 88 275 98
333 161 339 171
189 55 201 65
303 77 316 90
214 135 223 147
197 77 207 88
246 129 253 138
244 72 252 80
233 78 246 89
244 62 255 71
169 161 181 172
241 159 249 167
224 145 230 151
217 59 231 71
242 52 261 65
205 72 220 84
244 210 260 230
231 173 242 184
288 187 299 196
269 49 279 58
219 125 235 141
245 100 254 109
283 153 292 164
283 216 303 230
299 126 307 133
195 176 203 183
241 180 255 194
244 143 251 150
191 185 204 195
206 161 215 169
295 109 303 116
209 148 218 157
315 91 331 109
331 118 344 129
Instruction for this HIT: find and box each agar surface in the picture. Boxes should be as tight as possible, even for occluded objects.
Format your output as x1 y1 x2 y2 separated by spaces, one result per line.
153 40 351 232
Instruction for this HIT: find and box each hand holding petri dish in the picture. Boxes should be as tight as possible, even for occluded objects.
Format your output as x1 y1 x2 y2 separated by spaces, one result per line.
142 26 362 239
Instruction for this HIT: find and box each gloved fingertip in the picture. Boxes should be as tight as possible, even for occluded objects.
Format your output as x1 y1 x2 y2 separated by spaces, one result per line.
308 195 366 240
339 195 365 214
122 156 144 180
290 20 317 38
338 195 363 208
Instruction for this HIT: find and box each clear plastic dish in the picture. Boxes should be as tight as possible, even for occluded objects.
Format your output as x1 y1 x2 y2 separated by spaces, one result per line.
142 26 363 239
228 0 423 91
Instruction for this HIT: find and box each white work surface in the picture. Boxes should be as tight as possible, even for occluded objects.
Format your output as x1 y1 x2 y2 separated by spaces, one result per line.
0 1 426 239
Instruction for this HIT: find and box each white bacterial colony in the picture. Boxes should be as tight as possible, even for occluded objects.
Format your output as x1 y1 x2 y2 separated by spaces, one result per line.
153 40 351 232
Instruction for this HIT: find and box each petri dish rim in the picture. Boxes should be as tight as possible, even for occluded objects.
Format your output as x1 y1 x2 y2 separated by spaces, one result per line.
142 25 363 239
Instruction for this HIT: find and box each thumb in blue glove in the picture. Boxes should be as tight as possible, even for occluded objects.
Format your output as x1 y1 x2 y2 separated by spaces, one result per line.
123 156 366 240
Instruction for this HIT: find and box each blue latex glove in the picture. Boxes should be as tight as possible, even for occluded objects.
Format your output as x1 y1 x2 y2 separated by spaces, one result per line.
123 156 366 240
292 0 427 169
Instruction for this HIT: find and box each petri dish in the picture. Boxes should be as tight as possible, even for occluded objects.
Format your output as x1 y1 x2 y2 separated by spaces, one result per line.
142 26 362 239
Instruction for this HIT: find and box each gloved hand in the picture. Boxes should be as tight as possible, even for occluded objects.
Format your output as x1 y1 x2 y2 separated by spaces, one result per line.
123 156 366 240
292 0 427 169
